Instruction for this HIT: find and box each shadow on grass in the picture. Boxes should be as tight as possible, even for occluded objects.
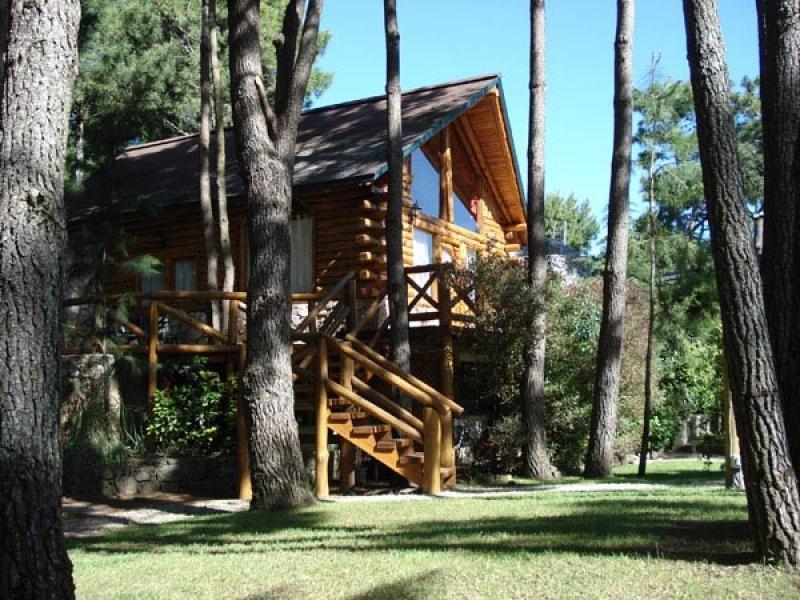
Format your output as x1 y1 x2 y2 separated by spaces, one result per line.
238 570 442 600
68 494 753 566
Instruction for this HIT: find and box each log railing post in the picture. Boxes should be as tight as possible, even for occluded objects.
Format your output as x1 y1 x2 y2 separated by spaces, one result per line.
440 408 455 480
147 301 159 412
423 407 442 494
315 337 330 498
439 267 455 398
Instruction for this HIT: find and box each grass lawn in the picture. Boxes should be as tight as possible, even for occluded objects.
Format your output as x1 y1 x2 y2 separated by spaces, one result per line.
68 460 800 599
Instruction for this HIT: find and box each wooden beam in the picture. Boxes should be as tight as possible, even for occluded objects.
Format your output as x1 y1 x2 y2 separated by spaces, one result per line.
456 114 513 224
439 127 454 222
315 337 330 498
147 302 159 410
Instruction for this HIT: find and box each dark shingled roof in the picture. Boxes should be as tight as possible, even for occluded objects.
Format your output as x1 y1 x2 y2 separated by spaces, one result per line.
72 74 508 218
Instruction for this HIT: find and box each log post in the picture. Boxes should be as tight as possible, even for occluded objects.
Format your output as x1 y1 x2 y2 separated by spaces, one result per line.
315 337 330 498
423 406 442 494
236 341 252 500
439 267 455 398
439 127 454 222
339 438 356 493
347 278 359 332
147 301 159 412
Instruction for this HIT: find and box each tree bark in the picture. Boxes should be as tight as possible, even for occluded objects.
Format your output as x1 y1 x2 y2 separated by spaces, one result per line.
756 0 800 481
638 164 657 477
585 0 634 478
211 0 234 332
383 0 411 377
228 0 322 509
0 1 80 596
683 0 800 567
200 0 221 330
521 0 555 480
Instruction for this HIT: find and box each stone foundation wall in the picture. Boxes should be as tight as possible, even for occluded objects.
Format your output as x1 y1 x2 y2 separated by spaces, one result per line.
66 455 238 499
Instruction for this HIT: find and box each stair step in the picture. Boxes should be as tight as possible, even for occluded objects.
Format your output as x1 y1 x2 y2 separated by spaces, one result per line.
397 452 425 465
328 411 368 424
374 438 415 452
328 398 353 408
350 424 391 436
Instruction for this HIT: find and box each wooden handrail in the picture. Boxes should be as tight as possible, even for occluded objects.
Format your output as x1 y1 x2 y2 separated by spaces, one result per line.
293 271 355 335
324 378 423 442
158 302 229 343
351 286 388 337
344 334 464 416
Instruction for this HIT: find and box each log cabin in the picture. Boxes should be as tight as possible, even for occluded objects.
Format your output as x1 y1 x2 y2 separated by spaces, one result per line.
65 73 528 497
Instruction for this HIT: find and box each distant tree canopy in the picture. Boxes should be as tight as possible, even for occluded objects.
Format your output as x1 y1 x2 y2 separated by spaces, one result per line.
632 76 761 240
70 0 332 185
543 192 599 253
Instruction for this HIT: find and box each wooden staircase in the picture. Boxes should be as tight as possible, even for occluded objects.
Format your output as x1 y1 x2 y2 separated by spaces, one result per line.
291 272 463 495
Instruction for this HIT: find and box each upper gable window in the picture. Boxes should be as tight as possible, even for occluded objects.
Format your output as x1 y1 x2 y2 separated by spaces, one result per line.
454 190 478 232
410 148 439 217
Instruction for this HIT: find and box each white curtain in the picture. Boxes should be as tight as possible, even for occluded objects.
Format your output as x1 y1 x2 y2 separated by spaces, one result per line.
290 217 314 293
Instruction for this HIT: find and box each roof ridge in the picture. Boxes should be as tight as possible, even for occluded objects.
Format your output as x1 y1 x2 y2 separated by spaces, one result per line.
301 72 500 116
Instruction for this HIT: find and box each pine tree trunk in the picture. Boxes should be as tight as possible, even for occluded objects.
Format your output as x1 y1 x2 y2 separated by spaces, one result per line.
683 0 800 567
756 0 800 481
522 0 555 480
638 180 657 477
228 0 322 509
211 0 234 332
383 0 411 376
0 1 80 596
585 0 634 478
200 0 221 330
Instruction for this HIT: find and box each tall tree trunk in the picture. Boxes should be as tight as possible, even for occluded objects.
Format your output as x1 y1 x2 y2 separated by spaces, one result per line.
756 0 800 480
585 0 635 478
200 0 221 330
228 0 323 509
0 1 80 596
522 0 555 480
211 0 234 331
683 0 800 567
638 161 657 477
383 0 411 377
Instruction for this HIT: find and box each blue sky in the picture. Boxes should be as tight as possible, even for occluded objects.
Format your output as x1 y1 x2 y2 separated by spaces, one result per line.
313 1 759 226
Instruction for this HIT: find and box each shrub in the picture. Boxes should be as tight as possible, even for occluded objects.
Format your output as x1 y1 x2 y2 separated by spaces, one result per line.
146 357 236 455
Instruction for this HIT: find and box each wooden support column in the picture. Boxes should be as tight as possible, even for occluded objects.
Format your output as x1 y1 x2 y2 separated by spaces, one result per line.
147 301 159 411
227 299 251 500
235 342 252 500
423 407 442 494
439 268 455 399
315 337 330 498
347 278 359 331
439 127 454 223
339 438 356 493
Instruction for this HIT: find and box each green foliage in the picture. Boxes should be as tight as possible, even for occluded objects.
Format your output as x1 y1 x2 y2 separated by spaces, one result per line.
544 282 602 472
460 257 602 474
71 0 333 184
63 401 127 467
544 192 600 253
146 357 236 456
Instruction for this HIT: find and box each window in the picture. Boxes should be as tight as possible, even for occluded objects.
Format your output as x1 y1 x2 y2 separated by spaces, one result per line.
454 190 478 232
410 148 440 217
174 259 197 291
141 266 164 293
290 216 314 293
